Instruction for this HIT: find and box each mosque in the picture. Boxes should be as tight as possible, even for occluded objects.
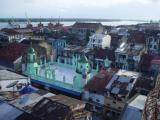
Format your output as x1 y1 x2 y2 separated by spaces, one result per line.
22 46 102 97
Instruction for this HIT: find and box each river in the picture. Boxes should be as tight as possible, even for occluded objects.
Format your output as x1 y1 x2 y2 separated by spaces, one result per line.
0 21 147 29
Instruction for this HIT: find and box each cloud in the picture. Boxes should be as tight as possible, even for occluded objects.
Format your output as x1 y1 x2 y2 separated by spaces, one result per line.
0 0 160 20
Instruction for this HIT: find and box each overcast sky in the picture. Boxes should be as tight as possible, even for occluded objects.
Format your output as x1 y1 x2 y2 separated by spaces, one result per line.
0 0 160 20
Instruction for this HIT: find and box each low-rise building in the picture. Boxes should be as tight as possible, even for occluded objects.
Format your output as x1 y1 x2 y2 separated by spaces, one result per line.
47 36 67 60
110 27 129 36
71 22 104 40
115 43 145 71
83 69 141 119
10 90 55 111
1 28 21 42
146 31 160 55
0 69 30 92
87 33 111 49
0 43 29 71
150 56 160 76
82 69 117 113
48 95 91 120
26 94 92 120
105 70 140 114
121 94 147 120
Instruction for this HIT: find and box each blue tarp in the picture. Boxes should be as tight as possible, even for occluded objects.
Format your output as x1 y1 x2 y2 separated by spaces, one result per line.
19 86 37 94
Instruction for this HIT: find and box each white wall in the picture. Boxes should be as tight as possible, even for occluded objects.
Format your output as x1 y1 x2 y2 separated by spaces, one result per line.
0 78 30 92
102 35 111 48
88 34 111 49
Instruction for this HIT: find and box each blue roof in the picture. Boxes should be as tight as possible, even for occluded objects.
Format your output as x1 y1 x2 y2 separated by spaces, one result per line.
19 86 37 94
0 102 23 120
121 106 142 120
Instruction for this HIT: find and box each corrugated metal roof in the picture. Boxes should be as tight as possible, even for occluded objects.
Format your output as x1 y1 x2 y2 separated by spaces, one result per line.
31 98 71 120
0 101 23 120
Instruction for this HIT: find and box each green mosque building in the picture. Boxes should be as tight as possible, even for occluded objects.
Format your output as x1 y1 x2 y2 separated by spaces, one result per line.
23 46 99 97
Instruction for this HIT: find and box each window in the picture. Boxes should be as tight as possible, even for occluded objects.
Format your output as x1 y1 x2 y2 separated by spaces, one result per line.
95 106 101 111
96 99 100 102
118 107 122 110
80 65 83 69
154 45 157 49
113 101 116 104
107 104 110 106
117 98 122 101
149 45 152 48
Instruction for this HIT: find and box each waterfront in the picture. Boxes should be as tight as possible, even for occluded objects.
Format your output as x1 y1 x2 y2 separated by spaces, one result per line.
0 20 147 29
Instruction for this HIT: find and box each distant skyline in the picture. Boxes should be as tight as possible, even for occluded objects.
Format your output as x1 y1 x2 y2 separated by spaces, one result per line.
1 0 160 20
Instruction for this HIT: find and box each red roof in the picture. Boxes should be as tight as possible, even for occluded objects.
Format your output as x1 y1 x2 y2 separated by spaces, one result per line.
84 68 118 92
0 43 29 62
128 30 146 43
1 28 20 35
94 48 115 61
139 54 160 71
72 22 102 29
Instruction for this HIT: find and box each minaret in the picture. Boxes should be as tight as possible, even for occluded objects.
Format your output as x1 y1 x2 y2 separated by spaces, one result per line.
26 47 38 75
73 55 91 90
104 57 111 68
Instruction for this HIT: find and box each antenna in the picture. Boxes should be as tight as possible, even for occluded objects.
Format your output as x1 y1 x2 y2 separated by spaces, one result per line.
58 16 60 24
25 12 31 25
50 16 53 23
40 16 42 23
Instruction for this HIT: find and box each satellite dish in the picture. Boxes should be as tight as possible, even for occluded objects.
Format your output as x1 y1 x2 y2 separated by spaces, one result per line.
6 81 18 88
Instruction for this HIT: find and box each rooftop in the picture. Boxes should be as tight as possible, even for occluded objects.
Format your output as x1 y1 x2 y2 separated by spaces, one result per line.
106 70 140 97
115 43 145 56
31 98 71 120
39 64 77 84
0 43 29 62
84 69 118 92
90 33 107 39
129 95 147 110
0 101 23 120
10 89 55 111
63 44 94 54
48 94 85 111
72 22 102 29
1 28 20 35
121 95 147 120
0 70 27 81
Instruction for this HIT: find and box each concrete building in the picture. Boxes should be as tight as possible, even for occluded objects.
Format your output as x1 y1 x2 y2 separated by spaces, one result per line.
146 31 160 55
82 69 141 119
1 28 21 42
0 43 29 72
121 95 147 120
71 22 104 40
0 69 30 92
87 33 111 49
82 69 117 113
115 43 145 71
105 70 140 114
